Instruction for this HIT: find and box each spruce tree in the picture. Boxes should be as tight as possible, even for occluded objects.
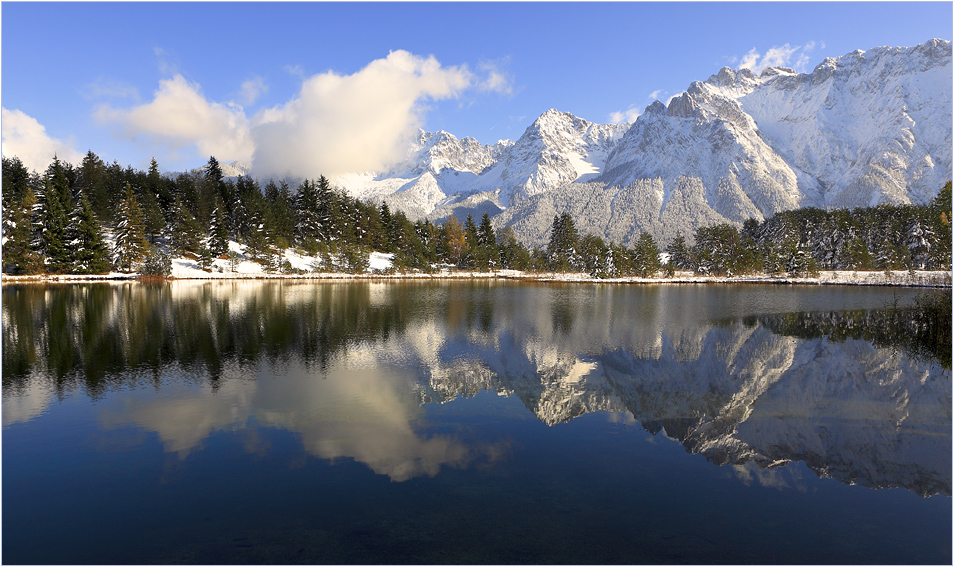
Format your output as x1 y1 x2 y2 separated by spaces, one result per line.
113 183 151 272
295 179 321 245
631 231 661 277
2 188 42 274
41 157 74 273
69 194 112 274
547 213 580 272
208 200 229 258
442 215 467 266
665 233 692 270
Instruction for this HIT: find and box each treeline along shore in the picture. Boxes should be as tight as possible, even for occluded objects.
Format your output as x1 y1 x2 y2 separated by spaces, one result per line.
2 154 951 283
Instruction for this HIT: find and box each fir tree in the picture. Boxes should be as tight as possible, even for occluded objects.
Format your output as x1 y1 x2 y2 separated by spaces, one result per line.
295 179 321 245
68 194 111 274
171 198 203 255
579 233 609 277
2 187 42 274
113 183 151 272
631 231 661 277
441 215 467 266
665 233 692 270
41 157 74 273
547 213 580 272
208 200 229 258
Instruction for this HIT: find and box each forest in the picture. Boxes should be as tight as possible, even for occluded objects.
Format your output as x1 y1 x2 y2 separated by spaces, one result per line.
1 153 951 278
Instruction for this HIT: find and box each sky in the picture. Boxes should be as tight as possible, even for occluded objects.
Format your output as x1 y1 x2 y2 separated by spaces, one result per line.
2 1 952 179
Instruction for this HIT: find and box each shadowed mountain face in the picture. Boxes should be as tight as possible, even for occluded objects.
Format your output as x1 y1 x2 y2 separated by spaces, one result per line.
324 40 951 245
3 282 950 495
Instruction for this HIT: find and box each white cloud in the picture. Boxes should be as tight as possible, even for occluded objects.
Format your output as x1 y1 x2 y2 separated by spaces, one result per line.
82 78 141 101
88 51 507 177
477 59 513 95
735 41 823 74
95 74 254 164
648 89 663 100
284 64 305 79
609 106 640 124
154 46 178 76
1 108 83 172
238 76 267 106
251 50 476 179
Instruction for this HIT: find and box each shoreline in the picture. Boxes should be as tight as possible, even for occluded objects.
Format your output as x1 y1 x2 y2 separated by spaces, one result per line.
2 270 951 288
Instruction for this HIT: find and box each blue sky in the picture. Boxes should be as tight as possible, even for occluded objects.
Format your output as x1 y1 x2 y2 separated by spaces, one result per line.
2 2 951 178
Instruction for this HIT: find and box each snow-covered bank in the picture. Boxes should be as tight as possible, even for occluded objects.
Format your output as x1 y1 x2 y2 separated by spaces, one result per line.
2 268 951 288
2 238 949 286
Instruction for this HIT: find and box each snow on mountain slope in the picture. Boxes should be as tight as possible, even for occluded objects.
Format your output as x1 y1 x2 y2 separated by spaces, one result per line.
497 39 951 244
332 111 628 221
169 40 950 244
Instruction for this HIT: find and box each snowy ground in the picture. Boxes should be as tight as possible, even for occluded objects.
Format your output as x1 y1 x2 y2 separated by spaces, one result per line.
1 240 950 287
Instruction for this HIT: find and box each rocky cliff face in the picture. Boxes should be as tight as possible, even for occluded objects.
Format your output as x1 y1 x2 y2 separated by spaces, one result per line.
325 39 951 245
416 317 951 497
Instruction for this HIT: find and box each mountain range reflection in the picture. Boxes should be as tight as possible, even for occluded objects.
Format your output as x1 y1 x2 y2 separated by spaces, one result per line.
3 281 950 494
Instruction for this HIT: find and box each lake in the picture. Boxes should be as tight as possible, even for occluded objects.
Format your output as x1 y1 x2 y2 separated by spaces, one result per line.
2 280 950 564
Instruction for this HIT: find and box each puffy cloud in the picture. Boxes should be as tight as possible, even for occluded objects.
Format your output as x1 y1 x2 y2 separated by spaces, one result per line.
238 76 267 106
477 59 513 95
609 106 640 124
89 51 504 177
95 74 254 164
250 50 475 179
734 41 823 75
1 108 83 172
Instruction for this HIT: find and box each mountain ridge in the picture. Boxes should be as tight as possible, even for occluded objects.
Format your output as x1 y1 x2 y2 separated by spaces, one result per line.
186 39 952 246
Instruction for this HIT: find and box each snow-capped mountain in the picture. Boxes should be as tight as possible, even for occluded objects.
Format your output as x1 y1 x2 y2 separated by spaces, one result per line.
327 39 951 245
335 111 628 221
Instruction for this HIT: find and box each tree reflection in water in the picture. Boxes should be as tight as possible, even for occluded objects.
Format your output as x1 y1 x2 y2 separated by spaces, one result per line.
2 281 950 495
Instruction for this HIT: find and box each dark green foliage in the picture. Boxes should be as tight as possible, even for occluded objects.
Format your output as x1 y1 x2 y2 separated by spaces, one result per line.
631 231 661 277
692 224 749 276
208 201 229 258
547 213 581 272
41 158 74 273
69 195 112 274
2 187 42 274
2 157 42 274
171 198 203 255
113 183 151 272
140 246 173 278
579 233 609 277
665 233 692 270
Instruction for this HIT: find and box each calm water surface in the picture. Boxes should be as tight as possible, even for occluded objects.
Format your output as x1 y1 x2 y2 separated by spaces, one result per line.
2 281 950 564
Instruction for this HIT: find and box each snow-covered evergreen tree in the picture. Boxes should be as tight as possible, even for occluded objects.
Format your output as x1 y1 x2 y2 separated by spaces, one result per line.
631 231 661 277
113 183 151 272
41 157 74 273
547 213 581 272
68 194 111 274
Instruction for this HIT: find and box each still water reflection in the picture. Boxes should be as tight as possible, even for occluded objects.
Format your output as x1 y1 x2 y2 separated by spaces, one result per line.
2 281 951 564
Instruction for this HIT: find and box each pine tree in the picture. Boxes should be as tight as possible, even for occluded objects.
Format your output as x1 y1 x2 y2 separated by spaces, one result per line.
68 194 111 274
547 213 580 272
631 231 661 277
41 157 74 273
113 183 151 272
478 212 500 269
579 233 609 277
2 187 42 274
441 215 467 266
463 214 480 268
379 203 394 252
295 179 321 245
208 200 229 258
665 233 692 270
171 197 203 255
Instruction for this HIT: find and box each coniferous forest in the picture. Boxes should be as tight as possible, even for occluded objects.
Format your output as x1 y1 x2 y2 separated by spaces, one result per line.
1 153 951 278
